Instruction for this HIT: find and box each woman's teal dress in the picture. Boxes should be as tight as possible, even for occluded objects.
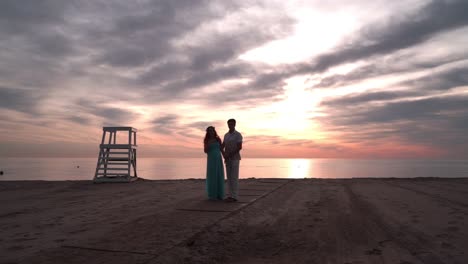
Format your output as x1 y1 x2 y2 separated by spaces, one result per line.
206 141 225 200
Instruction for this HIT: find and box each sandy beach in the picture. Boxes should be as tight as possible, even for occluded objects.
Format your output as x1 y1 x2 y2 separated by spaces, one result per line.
1 178 468 264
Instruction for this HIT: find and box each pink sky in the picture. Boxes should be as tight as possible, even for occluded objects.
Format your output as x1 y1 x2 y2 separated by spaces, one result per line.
1 0 468 158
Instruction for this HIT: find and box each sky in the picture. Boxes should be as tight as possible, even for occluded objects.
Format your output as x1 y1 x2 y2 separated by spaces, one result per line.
1 0 468 159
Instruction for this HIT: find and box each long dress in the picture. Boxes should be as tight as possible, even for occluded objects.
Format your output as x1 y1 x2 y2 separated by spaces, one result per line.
206 141 225 200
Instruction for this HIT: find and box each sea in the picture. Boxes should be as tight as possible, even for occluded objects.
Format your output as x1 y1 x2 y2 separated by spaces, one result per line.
0 158 467 181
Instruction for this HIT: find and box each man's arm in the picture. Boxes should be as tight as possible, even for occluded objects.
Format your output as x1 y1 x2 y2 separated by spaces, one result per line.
237 142 242 152
227 142 242 159
237 133 243 153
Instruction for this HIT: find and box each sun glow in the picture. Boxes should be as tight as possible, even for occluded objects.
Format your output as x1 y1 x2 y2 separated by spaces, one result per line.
274 76 319 129
239 9 357 64
251 76 323 139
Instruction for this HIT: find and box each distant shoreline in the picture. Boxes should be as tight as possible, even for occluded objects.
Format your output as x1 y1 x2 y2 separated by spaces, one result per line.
2 176 468 182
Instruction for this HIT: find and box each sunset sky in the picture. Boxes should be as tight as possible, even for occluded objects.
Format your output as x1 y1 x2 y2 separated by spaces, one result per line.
1 0 468 158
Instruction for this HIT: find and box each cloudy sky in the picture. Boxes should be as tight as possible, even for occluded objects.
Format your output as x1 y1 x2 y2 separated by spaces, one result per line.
1 0 468 158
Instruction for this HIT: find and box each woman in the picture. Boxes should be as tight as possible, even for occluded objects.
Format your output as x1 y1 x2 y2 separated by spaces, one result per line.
204 126 225 200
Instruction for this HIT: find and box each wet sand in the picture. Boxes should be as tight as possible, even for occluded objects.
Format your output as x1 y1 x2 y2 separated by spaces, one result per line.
1 178 468 264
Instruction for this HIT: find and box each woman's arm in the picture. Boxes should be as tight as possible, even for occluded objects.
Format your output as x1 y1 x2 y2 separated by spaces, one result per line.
217 138 226 158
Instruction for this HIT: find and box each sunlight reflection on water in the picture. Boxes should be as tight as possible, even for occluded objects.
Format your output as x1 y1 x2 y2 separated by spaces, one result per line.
0 158 467 180
288 159 310 178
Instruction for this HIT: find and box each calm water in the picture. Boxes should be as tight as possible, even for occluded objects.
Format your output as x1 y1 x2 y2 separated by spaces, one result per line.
0 158 467 181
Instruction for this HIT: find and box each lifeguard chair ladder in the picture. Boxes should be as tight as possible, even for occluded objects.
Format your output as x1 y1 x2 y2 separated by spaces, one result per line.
93 127 138 183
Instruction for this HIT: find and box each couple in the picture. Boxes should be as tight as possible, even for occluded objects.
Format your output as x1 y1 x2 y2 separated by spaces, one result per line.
204 118 243 202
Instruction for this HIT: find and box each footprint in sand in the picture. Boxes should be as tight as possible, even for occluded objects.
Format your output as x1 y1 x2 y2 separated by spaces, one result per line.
440 242 455 249
365 248 382 255
449 210 459 215
7 245 25 251
68 228 88 234
436 233 449 238
446 226 459 232
378 240 392 247
14 236 37 242
41 223 56 228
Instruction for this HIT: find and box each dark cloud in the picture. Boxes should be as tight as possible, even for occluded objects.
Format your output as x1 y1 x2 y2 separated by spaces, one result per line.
315 56 468 89
1 0 295 108
0 0 67 35
0 86 44 114
0 0 74 55
150 117 227 139
0 55 67 89
76 99 137 126
300 0 468 74
328 95 468 125
96 108 135 125
321 91 421 107
199 84 283 106
246 0 468 91
137 61 285 106
319 94 468 155
190 121 220 133
95 47 165 68
67 116 91 125
151 114 179 126
35 31 74 57
318 55 468 152
145 62 253 98
0 1 77 93
150 114 180 134
134 13 295 102
402 66 468 91
91 0 238 68
172 64 288 106
315 64 383 88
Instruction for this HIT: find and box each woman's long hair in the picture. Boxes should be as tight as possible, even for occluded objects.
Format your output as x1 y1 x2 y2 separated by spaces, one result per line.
204 126 221 144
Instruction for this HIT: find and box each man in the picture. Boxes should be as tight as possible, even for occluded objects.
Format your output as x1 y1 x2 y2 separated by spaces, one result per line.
222 118 243 202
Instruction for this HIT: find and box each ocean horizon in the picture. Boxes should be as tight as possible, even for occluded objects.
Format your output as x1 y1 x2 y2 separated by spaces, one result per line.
0 157 467 181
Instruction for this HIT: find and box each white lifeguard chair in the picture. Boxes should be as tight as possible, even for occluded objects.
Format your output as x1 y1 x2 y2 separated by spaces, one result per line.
93 127 138 183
